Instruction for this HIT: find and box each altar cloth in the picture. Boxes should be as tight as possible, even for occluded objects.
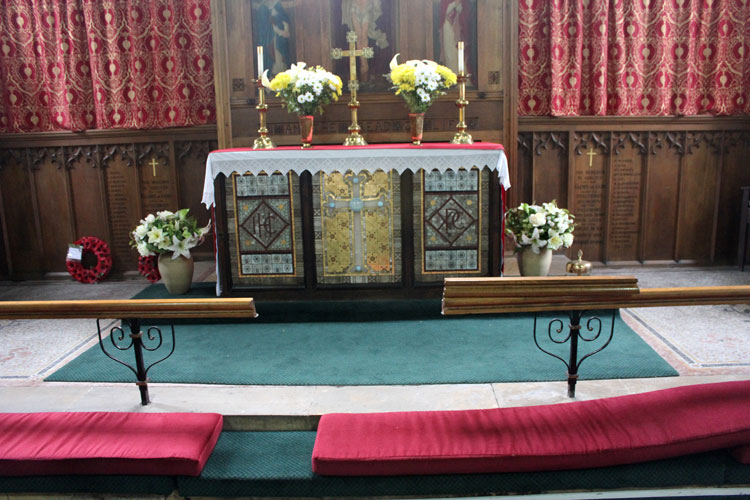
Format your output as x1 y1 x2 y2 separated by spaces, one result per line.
202 143 508 208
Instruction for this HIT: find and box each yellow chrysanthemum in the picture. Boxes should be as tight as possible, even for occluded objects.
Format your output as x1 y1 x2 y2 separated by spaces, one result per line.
269 72 292 91
436 65 457 87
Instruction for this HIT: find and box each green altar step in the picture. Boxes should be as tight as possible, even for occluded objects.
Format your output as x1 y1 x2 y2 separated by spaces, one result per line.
1 431 748 498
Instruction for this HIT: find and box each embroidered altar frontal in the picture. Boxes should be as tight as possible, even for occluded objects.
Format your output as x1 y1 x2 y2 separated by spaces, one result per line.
207 144 509 297
227 172 304 286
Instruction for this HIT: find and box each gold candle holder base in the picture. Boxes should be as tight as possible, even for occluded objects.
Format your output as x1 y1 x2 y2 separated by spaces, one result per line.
343 131 367 146
253 135 275 149
451 129 474 144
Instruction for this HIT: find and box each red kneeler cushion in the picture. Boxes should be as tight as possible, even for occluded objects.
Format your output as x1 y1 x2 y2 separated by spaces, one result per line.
0 412 223 476
312 380 750 476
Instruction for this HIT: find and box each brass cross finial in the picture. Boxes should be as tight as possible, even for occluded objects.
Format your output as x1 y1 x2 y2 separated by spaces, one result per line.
331 31 374 146
586 147 597 167
149 158 159 177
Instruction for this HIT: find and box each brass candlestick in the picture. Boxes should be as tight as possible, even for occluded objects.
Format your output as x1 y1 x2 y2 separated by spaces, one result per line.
451 71 473 144
253 78 274 149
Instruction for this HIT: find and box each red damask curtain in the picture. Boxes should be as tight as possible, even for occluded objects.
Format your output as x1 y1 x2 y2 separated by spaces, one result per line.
0 0 214 132
518 0 750 116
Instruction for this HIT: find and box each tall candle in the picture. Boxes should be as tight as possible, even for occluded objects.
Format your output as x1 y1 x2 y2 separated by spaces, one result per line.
257 46 264 77
457 41 464 73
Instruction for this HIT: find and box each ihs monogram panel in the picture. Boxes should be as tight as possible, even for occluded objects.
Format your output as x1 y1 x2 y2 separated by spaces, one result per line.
227 172 304 286
415 167 489 281
313 170 401 285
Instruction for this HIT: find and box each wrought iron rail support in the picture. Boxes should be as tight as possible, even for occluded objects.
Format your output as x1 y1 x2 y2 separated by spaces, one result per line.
533 310 616 398
97 318 176 406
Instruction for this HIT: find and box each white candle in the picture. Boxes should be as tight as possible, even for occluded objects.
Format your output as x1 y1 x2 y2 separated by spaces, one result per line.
457 41 464 73
257 46 264 78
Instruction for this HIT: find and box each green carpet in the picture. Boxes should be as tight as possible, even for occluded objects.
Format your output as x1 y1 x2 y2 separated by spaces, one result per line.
46 283 678 385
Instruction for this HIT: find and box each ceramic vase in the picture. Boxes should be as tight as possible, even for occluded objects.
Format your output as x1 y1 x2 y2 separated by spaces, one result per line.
299 115 314 149
409 112 424 145
517 247 553 277
157 254 194 294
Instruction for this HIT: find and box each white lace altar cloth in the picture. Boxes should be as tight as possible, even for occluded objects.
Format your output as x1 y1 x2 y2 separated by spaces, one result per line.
202 143 509 208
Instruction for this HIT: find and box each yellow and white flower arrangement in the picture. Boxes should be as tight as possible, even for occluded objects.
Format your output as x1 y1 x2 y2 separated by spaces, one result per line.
387 54 457 113
264 62 343 116
505 201 575 254
131 209 211 260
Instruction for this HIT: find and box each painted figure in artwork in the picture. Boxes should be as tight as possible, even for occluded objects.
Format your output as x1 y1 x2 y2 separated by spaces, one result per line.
341 0 389 81
438 0 469 72
254 0 292 74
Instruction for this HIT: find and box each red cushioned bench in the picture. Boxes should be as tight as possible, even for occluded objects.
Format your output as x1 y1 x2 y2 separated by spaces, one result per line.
0 412 223 476
313 380 750 476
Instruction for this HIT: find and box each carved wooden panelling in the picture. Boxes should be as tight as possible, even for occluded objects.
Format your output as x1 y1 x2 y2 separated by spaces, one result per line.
608 133 646 261
0 130 218 278
676 132 722 262
571 133 610 262
533 132 568 208
517 123 750 265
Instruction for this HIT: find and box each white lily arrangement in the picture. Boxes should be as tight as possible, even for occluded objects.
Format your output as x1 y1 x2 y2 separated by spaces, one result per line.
387 54 457 113
505 201 575 254
265 62 343 116
131 209 211 260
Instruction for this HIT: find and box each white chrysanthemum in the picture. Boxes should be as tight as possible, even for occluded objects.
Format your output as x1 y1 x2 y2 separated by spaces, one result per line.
417 87 431 103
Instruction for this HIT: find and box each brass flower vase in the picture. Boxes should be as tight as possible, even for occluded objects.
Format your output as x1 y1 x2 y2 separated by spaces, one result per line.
299 115 314 149
409 112 424 145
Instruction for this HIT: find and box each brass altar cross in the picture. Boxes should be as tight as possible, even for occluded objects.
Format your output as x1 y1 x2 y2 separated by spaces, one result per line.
586 147 597 167
331 31 374 146
149 158 159 177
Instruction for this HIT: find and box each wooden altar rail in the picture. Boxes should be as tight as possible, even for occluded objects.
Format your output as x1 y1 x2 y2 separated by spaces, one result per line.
0 298 257 320
0 298 256 405
442 276 750 315
442 276 750 396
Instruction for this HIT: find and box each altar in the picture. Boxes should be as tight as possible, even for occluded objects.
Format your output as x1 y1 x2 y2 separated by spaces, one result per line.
202 143 509 298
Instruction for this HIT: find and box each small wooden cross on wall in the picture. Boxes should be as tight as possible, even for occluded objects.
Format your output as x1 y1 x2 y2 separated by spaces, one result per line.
149 158 159 177
586 146 597 167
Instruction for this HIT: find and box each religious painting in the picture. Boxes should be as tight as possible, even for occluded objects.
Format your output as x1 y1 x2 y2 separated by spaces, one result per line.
433 0 477 87
330 0 396 91
414 167 489 281
313 170 401 285
251 0 295 76
228 172 304 287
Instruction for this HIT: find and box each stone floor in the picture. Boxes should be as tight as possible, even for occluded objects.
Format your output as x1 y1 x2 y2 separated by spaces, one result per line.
0 257 748 428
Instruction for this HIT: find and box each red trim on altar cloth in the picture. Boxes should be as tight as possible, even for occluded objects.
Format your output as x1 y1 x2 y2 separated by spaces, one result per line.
213 143 505 154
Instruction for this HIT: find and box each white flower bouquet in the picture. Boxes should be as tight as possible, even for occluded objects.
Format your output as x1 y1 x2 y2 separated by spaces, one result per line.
505 201 575 254
265 62 343 116
387 54 457 113
131 209 211 260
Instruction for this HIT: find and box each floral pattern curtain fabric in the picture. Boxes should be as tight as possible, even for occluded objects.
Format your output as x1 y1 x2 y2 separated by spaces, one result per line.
0 0 214 132
518 0 750 116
